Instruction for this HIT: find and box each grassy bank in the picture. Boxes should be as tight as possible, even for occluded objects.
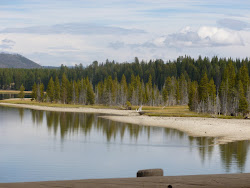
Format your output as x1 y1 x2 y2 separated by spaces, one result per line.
0 90 31 94
0 99 244 119
131 105 243 119
0 99 121 109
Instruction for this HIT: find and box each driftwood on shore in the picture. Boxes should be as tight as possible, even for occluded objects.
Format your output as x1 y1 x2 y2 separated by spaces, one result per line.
138 111 146 115
136 106 146 115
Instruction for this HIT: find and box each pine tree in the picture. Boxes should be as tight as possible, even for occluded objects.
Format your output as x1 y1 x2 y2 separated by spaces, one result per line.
128 74 136 105
175 80 180 104
19 84 25 100
47 77 54 102
247 84 250 112
179 74 188 105
199 73 209 102
112 76 118 104
239 64 249 95
207 79 216 113
143 84 149 104
31 82 37 101
120 74 128 105
67 81 73 104
86 80 95 105
75 80 79 103
54 76 60 102
164 77 172 106
219 81 228 115
96 81 104 104
36 83 40 101
80 78 87 104
162 87 168 104
146 75 153 105
60 73 68 104
39 83 44 102
188 81 198 111
238 81 249 116
102 76 114 105
225 62 237 115
72 81 79 104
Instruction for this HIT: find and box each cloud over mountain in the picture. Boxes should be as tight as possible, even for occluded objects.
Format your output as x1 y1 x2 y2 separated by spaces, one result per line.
0 39 15 50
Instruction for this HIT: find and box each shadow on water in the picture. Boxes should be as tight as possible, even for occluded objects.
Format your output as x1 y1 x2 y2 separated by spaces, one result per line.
27 109 250 173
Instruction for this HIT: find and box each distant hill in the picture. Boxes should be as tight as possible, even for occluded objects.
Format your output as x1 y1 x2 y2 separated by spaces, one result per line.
0 53 41 68
42 66 60 69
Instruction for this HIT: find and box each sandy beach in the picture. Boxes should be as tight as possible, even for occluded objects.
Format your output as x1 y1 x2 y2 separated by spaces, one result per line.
0 102 250 144
1 173 250 188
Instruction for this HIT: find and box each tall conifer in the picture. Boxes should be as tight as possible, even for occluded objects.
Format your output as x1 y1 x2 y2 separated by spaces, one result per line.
47 77 54 102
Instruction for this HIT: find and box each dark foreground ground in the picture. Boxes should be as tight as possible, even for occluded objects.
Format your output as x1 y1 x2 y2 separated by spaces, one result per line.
1 173 250 188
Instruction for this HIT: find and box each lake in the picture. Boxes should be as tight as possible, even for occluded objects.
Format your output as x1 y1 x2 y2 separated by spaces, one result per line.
0 93 31 100
0 105 250 183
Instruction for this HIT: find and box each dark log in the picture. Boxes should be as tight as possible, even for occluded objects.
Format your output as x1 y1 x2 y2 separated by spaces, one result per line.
139 111 146 115
137 169 163 177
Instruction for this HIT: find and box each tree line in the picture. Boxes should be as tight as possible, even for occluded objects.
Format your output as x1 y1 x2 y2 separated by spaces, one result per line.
30 72 188 107
1 55 249 116
1 56 250 91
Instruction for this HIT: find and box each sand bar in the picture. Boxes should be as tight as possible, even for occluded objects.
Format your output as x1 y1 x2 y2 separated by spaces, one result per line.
1 102 250 143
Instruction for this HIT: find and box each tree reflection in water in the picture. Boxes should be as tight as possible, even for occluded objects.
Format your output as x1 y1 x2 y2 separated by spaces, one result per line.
18 108 24 122
31 109 44 125
220 141 250 173
29 109 250 173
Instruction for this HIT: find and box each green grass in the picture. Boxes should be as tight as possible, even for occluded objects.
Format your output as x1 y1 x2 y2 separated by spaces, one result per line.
0 99 122 109
0 90 32 94
132 105 245 119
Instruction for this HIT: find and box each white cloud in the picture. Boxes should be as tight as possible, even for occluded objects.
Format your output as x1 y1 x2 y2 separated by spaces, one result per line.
163 26 244 48
198 26 243 46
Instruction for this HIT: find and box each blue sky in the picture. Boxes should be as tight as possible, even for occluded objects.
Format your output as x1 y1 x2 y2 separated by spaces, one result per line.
0 0 250 66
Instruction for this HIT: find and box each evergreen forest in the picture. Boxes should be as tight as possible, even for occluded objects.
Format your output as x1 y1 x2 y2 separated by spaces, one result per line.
1 56 250 116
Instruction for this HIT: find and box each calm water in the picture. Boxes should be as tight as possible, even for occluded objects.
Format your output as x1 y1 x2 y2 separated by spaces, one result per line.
0 93 30 100
0 106 250 183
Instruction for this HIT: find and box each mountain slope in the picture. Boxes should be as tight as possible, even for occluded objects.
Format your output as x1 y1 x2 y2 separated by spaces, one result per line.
0 53 41 68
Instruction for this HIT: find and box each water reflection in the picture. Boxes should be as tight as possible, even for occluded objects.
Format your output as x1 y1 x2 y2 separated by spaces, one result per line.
0 93 30 100
220 141 250 173
26 109 250 173
18 108 24 122
196 137 214 163
31 109 44 125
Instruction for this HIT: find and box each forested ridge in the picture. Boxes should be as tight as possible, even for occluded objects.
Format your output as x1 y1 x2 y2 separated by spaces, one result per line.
1 55 250 116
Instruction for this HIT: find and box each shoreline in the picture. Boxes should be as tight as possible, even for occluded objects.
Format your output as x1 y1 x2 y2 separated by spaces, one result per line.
1 102 250 144
1 173 250 188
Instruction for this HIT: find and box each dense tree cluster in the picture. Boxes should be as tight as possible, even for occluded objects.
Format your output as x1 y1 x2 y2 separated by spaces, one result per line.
188 62 250 116
1 55 250 116
31 73 95 105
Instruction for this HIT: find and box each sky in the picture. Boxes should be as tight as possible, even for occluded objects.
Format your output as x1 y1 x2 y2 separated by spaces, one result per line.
0 0 250 66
